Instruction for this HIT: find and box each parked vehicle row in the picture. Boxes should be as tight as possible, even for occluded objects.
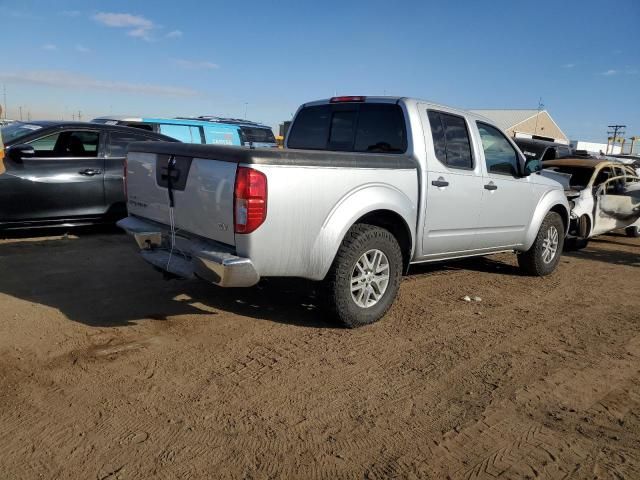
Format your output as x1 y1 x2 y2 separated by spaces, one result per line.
118 96 570 327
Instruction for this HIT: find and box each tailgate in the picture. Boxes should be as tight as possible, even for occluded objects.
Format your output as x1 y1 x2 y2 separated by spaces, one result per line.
126 150 236 246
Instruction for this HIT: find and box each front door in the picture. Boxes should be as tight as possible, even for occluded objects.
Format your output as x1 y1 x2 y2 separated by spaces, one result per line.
3 129 105 222
421 108 484 257
473 122 536 250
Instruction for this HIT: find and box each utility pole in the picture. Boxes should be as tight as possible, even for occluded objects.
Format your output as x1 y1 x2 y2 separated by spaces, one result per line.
78 110 82 121
607 124 626 154
534 97 544 135
19 106 23 121
2 85 6 120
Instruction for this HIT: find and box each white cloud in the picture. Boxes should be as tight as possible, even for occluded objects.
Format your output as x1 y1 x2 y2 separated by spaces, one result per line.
93 12 155 40
172 59 219 70
0 70 198 97
75 45 91 53
42 44 58 51
166 30 183 38
562 63 575 68
601 69 618 76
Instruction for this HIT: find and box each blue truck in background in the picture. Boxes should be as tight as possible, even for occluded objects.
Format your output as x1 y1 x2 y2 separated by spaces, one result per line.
91 115 277 148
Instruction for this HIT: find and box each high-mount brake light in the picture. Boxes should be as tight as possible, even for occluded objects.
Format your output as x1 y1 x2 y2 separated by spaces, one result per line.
234 167 267 234
329 96 366 103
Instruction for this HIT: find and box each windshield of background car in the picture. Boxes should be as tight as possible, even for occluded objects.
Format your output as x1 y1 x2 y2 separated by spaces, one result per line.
544 166 594 189
287 103 407 153
240 127 276 145
514 141 546 160
0 122 43 144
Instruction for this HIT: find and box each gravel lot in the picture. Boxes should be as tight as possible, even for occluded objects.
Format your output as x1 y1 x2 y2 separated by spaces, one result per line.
0 228 638 479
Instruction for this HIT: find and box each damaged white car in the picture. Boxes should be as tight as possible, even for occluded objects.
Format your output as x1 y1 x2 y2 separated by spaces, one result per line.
540 159 640 248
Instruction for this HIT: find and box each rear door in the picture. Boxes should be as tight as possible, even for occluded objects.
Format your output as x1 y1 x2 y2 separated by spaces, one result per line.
5 128 105 221
420 108 484 256
473 122 536 249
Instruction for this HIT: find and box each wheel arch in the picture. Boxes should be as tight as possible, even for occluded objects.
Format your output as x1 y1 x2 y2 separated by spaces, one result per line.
523 189 570 251
310 184 417 280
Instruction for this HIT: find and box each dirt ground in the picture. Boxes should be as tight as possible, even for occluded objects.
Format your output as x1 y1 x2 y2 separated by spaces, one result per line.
0 228 638 480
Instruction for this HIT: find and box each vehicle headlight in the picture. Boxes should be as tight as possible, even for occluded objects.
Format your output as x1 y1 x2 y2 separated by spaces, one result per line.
569 200 576 210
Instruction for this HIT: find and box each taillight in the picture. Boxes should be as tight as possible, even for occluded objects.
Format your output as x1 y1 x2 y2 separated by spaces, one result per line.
234 167 267 234
123 157 128 200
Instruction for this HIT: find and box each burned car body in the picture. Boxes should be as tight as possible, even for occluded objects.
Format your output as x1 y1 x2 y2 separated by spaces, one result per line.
541 159 640 247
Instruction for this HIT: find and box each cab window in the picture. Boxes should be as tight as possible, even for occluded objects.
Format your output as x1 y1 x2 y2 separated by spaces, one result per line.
427 110 473 169
477 122 521 176
287 103 407 153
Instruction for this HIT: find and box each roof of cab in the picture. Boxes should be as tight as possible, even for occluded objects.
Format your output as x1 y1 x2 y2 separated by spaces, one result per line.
299 96 498 124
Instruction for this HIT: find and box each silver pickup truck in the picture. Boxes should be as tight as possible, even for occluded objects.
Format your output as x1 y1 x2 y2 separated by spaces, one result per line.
118 96 569 327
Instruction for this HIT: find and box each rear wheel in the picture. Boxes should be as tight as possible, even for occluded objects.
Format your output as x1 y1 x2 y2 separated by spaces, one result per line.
517 212 564 276
323 224 403 328
626 226 640 238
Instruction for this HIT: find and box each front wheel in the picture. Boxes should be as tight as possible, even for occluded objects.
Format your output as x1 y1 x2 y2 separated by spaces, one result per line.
323 224 403 328
517 212 565 276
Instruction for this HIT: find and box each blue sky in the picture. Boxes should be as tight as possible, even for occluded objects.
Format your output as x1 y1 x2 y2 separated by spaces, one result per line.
0 0 638 142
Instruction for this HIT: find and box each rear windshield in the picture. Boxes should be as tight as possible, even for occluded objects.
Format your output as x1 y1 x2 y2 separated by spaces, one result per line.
287 103 407 154
0 122 43 144
240 127 276 144
543 166 594 189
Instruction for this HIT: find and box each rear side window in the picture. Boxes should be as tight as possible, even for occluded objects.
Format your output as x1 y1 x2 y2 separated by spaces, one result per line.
108 131 156 157
240 127 276 145
204 125 239 145
427 110 473 169
158 124 202 143
287 103 407 154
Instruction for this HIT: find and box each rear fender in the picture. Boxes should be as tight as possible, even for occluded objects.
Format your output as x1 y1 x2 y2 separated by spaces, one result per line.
309 183 416 279
523 189 569 250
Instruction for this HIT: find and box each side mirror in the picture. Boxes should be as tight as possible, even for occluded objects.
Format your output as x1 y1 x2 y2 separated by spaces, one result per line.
6 144 35 162
523 158 540 176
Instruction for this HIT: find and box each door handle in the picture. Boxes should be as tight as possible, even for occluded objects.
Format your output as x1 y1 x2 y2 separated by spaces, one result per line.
78 169 102 176
484 182 498 191
431 177 449 188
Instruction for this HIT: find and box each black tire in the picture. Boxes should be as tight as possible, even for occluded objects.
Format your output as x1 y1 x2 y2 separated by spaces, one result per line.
565 237 589 250
626 226 640 238
323 223 403 328
517 212 565 276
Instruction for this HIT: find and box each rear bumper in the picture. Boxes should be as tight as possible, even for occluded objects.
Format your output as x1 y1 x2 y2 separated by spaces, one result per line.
117 216 259 288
